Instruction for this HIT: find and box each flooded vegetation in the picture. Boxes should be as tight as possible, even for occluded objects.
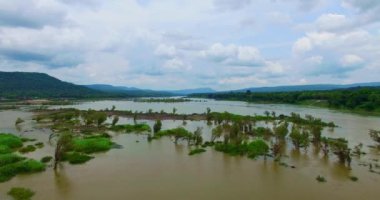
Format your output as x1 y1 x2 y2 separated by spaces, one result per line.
0 99 379 199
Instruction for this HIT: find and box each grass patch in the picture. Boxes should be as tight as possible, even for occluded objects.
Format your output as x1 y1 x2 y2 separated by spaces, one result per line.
72 137 113 154
0 145 12 154
8 187 35 200
349 176 358 182
189 148 206 156
40 156 53 163
63 152 94 164
0 133 23 149
0 159 45 182
0 154 26 167
35 142 44 148
214 140 269 159
111 124 151 133
155 127 192 138
316 175 326 183
19 145 37 154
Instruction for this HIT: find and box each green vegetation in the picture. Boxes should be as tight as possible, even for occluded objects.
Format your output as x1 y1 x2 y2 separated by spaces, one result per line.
0 156 45 182
191 87 380 113
369 130 380 146
349 176 358 182
72 137 113 154
316 175 326 183
110 123 151 133
215 140 269 159
0 133 23 149
19 145 37 154
189 148 206 155
153 119 162 133
63 152 94 164
40 156 53 163
0 145 12 154
7 187 35 200
0 72 108 99
155 127 193 143
134 98 192 103
15 118 25 125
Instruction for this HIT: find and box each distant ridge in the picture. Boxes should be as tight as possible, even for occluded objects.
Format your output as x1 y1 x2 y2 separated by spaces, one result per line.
0 72 104 99
165 88 216 95
84 84 173 97
236 83 380 93
85 84 216 96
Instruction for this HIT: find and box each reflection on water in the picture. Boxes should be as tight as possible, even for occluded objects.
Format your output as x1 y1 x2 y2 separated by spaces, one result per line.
1 100 380 199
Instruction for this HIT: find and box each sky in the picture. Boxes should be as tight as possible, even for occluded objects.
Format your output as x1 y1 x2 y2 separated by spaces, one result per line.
0 0 379 90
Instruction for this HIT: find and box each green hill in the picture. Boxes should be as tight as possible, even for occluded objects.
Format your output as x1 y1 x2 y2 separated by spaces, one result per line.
0 72 106 99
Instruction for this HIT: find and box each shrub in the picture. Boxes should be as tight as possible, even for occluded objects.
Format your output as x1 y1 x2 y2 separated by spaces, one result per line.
8 187 35 200
0 133 23 149
0 159 45 182
19 145 37 154
40 156 53 163
0 145 12 154
72 137 113 154
63 152 93 164
189 148 206 156
0 154 25 167
316 175 326 182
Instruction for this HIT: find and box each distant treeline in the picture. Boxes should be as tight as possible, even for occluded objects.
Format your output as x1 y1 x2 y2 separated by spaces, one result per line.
190 87 380 112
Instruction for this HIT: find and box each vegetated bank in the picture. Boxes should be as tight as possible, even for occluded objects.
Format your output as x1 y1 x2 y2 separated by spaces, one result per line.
190 87 380 114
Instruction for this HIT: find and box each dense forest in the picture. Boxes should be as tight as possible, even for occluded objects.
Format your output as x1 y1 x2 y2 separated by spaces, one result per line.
0 72 170 99
190 87 380 112
0 72 112 99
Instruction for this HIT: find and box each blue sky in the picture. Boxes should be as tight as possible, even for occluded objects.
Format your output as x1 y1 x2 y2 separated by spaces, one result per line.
0 0 379 90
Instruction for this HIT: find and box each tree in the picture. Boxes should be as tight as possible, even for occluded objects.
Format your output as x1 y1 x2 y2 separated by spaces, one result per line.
96 113 107 127
172 107 177 115
192 127 203 146
111 116 119 126
369 129 380 145
53 133 73 170
211 125 223 142
153 119 162 133
15 118 24 125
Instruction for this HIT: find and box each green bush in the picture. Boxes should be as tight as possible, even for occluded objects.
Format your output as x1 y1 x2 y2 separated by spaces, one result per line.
0 133 23 149
0 145 12 154
40 156 53 163
64 152 93 164
0 154 25 167
19 145 37 154
8 187 35 200
0 159 45 182
72 137 113 154
189 148 206 156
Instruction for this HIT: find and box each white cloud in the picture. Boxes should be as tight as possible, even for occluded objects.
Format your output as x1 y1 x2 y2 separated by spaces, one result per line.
340 54 364 67
201 43 263 66
163 58 192 71
154 44 177 57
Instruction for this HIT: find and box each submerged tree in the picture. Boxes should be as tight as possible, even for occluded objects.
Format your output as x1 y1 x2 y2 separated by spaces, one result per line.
192 127 203 146
15 117 24 125
289 126 310 150
328 138 351 167
111 116 119 126
369 129 380 146
53 133 73 170
153 119 162 133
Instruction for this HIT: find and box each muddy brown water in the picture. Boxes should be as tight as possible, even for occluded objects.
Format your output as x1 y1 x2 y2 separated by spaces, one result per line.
0 99 380 200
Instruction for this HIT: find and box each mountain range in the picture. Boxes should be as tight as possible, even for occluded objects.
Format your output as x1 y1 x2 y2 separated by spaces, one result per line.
1 71 380 99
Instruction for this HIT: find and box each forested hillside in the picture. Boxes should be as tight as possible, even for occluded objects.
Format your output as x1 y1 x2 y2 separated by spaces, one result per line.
0 72 106 99
191 87 380 112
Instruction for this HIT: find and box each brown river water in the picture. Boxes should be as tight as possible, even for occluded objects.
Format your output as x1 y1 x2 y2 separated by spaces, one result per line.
0 99 379 200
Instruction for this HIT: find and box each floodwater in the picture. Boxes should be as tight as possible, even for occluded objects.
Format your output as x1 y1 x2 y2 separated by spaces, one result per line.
1 99 380 200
